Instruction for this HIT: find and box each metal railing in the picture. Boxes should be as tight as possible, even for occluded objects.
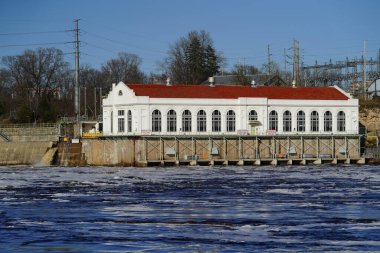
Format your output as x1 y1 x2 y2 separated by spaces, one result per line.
0 123 58 129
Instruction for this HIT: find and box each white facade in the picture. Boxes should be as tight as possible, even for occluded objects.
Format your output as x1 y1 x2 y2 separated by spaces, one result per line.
102 82 359 136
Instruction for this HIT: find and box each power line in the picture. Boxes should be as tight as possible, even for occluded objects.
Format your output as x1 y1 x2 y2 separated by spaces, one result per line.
0 42 69 48
0 30 70 36
82 30 166 54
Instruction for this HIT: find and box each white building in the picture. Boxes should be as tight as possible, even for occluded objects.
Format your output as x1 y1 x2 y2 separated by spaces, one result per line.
102 82 359 136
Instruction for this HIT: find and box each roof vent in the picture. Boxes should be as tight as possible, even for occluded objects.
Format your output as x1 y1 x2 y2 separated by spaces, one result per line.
292 80 296 88
208 76 215 87
166 77 171 86
251 80 256 87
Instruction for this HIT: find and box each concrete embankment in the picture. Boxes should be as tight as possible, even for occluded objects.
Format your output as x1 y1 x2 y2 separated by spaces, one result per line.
0 141 54 165
0 124 60 166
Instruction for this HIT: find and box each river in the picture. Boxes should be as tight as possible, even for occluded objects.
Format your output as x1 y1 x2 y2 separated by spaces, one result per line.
1 165 380 252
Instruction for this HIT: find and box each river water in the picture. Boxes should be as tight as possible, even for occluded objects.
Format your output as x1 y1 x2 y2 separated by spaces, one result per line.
1 165 380 252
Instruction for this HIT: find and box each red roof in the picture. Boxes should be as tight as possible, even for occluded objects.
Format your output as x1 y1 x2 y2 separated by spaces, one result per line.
127 84 349 100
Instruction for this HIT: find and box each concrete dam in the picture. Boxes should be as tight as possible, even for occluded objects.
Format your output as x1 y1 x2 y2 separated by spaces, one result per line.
0 124 366 166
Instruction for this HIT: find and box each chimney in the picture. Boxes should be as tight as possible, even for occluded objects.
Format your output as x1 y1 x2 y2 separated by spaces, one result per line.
166 77 171 86
208 76 215 87
251 80 256 87
112 83 116 90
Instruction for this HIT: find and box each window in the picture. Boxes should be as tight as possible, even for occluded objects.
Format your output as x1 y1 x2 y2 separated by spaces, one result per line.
249 110 258 121
118 118 125 132
269 110 278 131
212 110 221 132
227 110 236 132
118 90 123 96
297 111 305 132
110 111 113 133
182 110 192 132
324 111 332 132
118 110 124 116
167 110 177 132
152 110 161 132
283 111 292 132
311 111 319 132
127 110 132 132
337 111 346 132
197 110 206 132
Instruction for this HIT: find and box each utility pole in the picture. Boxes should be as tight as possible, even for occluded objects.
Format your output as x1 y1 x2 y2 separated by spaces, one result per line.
94 88 97 120
267 44 271 75
293 39 300 87
74 19 80 122
99 88 102 117
84 87 87 118
353 56 357 93
363 40 367 100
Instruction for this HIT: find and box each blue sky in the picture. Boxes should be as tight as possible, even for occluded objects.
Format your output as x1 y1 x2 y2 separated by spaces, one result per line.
0 0 379 74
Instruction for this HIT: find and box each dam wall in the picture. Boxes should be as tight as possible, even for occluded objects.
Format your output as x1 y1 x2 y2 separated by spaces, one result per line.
0 141 54 165
0 124 59 165
81 139 142 166
78 135 364 167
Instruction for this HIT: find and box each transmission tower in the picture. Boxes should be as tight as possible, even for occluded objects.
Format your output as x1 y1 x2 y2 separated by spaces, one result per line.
293 39 300 86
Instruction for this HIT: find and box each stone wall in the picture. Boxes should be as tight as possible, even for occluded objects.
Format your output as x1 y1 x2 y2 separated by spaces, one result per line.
0 125 60 142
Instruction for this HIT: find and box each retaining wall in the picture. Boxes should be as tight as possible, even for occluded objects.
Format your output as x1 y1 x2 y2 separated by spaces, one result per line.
0 141 54 165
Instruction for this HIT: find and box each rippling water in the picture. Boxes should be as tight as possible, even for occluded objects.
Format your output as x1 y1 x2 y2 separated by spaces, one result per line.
1 165 380 252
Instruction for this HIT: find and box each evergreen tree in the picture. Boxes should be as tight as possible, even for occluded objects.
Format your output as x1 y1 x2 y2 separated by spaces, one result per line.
204 45 219 78
164 30 223 84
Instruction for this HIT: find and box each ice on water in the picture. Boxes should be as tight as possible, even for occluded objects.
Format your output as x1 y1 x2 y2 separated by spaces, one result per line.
1 165 380 252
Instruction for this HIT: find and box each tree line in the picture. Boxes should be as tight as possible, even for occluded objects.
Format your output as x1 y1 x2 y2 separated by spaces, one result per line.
0 30 284 124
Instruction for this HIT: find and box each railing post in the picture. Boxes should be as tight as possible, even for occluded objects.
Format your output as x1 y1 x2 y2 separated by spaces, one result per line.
345 136 348 158
256 136 259 159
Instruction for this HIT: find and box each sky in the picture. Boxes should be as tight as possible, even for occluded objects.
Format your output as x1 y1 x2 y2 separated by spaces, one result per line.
0 0 379 75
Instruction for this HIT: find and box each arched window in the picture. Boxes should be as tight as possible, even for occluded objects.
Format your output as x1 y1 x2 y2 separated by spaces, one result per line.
212 110 221 132
117 110 125 133
297 111 305 132
182 110 192 132
249 110 258 121
269 110 278 131
118 90 123 96
324 111 332 132
127 110 132 132
227 110 236 132
152 110 161 132
311 111 319 132
197 110 206 132
167 110 177 132
283 111 292 132
337 111 346 132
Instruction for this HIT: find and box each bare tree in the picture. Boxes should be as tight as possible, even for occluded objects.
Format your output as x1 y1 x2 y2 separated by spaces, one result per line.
231 64 261 85
1 47 70 122
101 52 146 84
